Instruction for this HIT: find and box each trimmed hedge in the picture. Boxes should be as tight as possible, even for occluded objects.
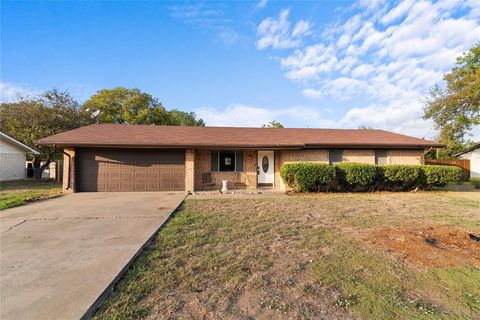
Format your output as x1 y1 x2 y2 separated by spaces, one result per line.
280 163 335 192
335 163 378 190
380 165 424 191
423 165 464 188
281 162 463 192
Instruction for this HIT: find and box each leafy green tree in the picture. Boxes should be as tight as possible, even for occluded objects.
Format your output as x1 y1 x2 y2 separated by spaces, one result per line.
423 43 480 158
0 89 94 179
262 120 284 128
165 109 205 126
83 87 204 126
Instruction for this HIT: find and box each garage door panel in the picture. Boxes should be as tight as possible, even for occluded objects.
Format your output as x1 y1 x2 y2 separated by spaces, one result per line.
172 180 185 190
77 148 185 192
147 172 159 179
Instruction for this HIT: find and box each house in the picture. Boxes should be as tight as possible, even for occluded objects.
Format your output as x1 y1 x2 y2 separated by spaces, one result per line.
36 124 444 192
455 144 480 179
0 131 40 181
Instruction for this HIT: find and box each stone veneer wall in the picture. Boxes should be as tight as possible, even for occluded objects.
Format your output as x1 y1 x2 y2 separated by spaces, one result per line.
194 149 257 191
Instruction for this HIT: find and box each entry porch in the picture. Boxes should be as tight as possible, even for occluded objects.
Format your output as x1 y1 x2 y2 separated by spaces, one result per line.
190 149 278 192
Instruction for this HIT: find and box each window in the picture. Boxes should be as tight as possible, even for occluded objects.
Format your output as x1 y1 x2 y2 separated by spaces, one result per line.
219 151 235 171
329 149 343 164
375 149 388 165
211 151 244 172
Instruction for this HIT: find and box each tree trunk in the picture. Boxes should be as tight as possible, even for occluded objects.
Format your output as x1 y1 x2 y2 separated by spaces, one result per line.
33 157 51 180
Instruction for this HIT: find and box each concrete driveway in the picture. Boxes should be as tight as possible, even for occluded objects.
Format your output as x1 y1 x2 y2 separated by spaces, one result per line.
0 192 186 320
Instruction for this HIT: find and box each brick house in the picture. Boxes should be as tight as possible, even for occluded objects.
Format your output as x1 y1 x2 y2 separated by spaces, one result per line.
36 124 444 192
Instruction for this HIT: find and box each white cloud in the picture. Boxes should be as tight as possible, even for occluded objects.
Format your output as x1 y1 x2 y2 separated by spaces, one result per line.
256 9 311 50
291 20 311 38
194 104 335 128
215 27 239 46
302 88 322 99
0 81 39 103
258 0 480 139
255 0 268 10
381 0 414 25
169 3 239 47
195 104 273 127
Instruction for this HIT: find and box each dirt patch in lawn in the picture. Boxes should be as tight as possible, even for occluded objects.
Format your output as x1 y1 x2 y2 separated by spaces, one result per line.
363 224 480 268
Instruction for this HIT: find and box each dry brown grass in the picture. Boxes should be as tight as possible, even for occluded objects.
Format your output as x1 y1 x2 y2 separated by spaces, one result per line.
94 191 480 320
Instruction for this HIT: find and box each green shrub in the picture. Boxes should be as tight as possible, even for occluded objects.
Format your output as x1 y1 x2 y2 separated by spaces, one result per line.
382 165 422 183
381 165 424 190
470 178 480 189
280 163 336 192
422 165 463 188
335 163 378 188
280 162 463 193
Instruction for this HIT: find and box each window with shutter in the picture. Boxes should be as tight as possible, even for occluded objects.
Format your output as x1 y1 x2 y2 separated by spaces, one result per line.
235 151 244 172
211 151 219 172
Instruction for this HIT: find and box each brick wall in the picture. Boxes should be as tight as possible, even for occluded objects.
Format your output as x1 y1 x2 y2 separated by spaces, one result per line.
274 148 424 190
388 149 424 165
63 147 76 193
194 149 257 191
275 149 329 189
185 149 195 192
343 149 375 164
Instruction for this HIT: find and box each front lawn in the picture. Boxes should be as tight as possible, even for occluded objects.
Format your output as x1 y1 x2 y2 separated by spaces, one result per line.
0 180 62 210
94 191 480 319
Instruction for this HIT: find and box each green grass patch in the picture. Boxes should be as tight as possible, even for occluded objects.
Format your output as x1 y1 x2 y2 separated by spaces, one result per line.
0 180 62 210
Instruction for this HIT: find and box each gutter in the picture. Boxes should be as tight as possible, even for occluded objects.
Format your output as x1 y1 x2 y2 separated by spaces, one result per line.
36 142 446 149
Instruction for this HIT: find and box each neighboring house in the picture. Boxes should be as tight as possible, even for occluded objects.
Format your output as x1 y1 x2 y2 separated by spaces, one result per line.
455 144 480 179
0 131 40 181
36 124 444 192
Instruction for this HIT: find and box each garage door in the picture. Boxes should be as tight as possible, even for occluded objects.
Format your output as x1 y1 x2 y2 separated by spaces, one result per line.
77 148 185 192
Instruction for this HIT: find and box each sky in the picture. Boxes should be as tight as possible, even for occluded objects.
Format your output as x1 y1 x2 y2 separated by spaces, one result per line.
1 0 479 140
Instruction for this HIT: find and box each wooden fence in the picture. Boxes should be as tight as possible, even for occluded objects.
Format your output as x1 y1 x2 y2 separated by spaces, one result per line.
425 159 470 180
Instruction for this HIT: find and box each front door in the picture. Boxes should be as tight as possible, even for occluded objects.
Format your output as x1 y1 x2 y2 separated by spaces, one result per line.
257 150 274 185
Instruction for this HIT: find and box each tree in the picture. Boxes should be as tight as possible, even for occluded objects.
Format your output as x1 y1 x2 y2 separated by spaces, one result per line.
83 87 204 126
358 125 375 130
165 109 205 126
262 120 284 128
423 43 480 158
0 89 94 179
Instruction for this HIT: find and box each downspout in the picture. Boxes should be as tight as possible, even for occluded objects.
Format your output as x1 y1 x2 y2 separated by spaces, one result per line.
58 146 71 190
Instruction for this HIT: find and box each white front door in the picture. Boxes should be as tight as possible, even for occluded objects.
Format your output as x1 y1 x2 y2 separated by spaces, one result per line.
257 151 274 184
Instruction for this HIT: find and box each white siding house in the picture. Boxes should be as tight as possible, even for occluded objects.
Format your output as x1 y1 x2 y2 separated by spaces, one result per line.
0 132 40 181
457 144 480 179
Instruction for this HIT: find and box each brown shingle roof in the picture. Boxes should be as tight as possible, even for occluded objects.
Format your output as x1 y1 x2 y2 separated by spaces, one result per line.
36 124 444 149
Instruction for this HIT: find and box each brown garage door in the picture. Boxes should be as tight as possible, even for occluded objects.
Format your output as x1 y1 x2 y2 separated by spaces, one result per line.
77 148 185 192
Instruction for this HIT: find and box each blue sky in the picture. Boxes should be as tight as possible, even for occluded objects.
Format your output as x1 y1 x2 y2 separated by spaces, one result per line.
1 0 479 140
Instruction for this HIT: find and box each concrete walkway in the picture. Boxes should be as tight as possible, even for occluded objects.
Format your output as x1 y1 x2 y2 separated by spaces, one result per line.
0 192 186 320
189 189 288 199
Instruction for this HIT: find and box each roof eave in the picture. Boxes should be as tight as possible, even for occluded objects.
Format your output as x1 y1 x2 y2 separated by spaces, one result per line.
36 141 446 149
2 132 40 155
